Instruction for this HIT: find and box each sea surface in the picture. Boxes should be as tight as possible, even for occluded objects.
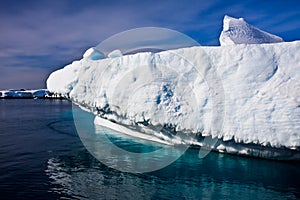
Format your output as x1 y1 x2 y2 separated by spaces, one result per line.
0 99 299 200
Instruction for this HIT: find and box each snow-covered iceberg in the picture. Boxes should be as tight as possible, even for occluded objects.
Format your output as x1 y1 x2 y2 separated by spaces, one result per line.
219 15 284 46
47 17 299 160
47 41 300 159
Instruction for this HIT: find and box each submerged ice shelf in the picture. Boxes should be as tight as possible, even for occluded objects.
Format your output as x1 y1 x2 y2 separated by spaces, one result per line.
47 16 300 160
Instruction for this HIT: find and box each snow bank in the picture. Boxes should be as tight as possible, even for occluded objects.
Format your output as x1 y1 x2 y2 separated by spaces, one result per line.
47 40 300 159
219 15 284 46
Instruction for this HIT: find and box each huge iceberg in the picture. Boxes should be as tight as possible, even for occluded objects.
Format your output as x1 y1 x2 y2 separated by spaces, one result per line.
47 16 300 160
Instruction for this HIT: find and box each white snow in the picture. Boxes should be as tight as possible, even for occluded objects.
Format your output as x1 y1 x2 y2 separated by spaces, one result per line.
47 61 80 96
83 47 105 60
219 15 284 46
108 49 123 58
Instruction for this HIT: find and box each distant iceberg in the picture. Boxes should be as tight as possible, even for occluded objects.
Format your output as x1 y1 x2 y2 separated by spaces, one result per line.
0 89 61 99
0 89 48 98
47 16 300 160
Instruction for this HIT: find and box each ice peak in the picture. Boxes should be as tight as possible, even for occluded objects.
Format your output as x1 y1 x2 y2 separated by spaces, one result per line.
220 15 284 46
83 47 105 60
223 15 245 31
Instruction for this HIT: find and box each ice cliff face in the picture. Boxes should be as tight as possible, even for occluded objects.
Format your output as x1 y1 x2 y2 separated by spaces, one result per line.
219 15 284 46
47 41 300 153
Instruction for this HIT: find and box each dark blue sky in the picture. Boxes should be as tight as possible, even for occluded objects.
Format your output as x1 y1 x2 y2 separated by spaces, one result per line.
1 0 300 89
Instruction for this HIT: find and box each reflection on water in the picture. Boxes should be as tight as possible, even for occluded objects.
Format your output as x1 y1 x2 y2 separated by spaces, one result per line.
45 148 300 200
0 100 299 200
46 157 156 200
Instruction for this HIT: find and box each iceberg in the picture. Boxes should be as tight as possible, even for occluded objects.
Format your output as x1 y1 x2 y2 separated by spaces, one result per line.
219 15 284 46
47 41 300 159
0 89 53 98
47 17 300 160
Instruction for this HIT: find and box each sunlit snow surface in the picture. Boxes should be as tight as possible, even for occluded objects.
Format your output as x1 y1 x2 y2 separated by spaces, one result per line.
47 39 300 159
219 15 283 46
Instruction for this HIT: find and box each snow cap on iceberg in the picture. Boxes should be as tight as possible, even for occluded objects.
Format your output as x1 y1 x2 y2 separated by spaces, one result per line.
219 15 284 46
83 47 105 60
108 49 123 58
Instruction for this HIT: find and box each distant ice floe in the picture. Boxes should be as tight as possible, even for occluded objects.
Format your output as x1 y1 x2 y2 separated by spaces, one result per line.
0 89 63 99
0 89 48 98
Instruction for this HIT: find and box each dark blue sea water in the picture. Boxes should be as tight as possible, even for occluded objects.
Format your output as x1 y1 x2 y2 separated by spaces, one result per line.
0 99 299 200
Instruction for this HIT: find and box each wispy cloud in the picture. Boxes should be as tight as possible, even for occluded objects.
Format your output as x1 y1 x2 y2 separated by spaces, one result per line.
0 0 299 88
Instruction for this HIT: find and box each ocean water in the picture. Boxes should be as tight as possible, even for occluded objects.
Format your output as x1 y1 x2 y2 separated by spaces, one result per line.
0 99 299 200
